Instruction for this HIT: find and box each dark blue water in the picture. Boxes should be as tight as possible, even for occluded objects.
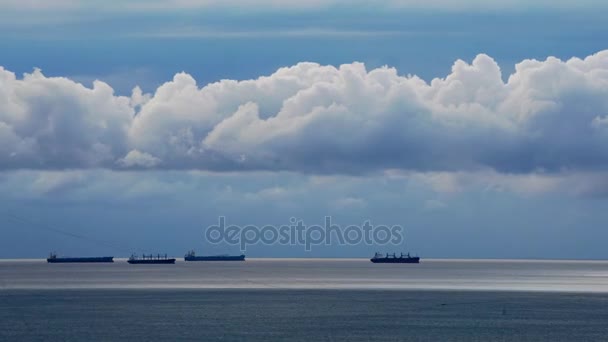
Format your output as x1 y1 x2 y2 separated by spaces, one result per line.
2 259 608 340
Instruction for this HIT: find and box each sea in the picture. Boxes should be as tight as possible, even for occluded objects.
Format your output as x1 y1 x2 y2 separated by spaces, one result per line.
1 258 608 341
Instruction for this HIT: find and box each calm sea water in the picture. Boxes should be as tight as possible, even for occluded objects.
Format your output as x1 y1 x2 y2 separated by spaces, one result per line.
2 258 608 291
2 259 608 341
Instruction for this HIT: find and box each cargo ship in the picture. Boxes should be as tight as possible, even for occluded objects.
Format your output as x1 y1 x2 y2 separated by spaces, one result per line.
184 250 245 261
370 252 420 264
47 252 114 263
127 254 176 264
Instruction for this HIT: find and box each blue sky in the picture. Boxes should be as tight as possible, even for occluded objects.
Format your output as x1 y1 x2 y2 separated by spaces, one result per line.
2 1 608 258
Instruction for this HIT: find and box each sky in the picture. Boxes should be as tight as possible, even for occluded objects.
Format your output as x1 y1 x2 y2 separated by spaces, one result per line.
2 0 608 259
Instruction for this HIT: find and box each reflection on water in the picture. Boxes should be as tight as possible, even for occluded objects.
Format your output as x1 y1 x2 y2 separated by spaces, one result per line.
1 258 608 292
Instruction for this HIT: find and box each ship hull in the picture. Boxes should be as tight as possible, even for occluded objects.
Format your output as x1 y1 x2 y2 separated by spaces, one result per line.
128 259 176 264
370 257 420 264
185 255 245 261
47 257 114 263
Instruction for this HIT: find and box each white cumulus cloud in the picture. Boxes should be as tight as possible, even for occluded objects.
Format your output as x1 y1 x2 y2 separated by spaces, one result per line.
1 51 608 178
117 149 161 168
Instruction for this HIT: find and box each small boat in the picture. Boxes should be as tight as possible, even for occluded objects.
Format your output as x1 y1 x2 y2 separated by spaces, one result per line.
370 252 420 264
184 250 245 261
47 252 113 263
127 253 175 264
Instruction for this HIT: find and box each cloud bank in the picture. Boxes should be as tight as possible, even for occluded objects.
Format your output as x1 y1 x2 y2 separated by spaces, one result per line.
1 51 608 175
